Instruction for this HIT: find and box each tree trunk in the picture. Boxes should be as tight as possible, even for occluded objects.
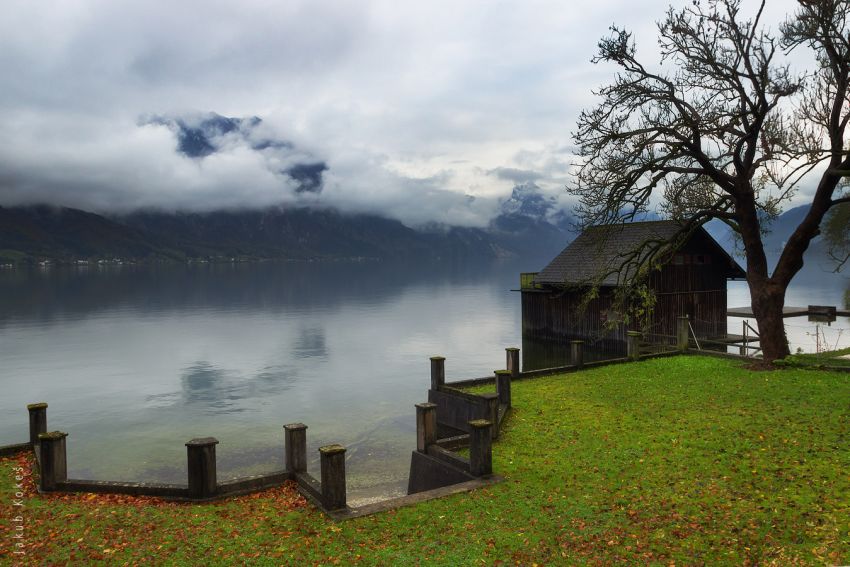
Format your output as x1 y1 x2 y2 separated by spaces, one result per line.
735 186 794 364
749 279 790 363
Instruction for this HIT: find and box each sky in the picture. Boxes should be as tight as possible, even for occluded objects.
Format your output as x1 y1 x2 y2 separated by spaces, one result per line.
0 0 806 227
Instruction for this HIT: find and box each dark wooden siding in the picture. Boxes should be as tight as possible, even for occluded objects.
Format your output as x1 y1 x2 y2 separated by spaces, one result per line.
521 238 731 362
646 261 728 341
521 288 627 359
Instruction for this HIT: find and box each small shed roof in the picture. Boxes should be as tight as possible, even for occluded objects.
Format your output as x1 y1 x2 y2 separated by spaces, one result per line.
535 221 745 286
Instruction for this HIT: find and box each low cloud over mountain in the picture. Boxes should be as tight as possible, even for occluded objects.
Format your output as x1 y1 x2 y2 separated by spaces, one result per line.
0 182 578 266
0 0 812 233
144 112 328 194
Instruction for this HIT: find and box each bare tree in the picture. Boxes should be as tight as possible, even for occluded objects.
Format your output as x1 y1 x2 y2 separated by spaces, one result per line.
570 0 850 363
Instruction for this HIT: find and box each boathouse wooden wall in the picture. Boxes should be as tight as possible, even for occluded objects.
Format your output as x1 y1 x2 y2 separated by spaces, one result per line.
521 288 623 345
646 262 728 340
521 241 730 355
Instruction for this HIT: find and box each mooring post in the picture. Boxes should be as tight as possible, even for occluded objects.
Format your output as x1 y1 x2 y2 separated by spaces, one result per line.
468 420 493 477
494 370 512 408
677 315 690 352
415 403 437 453
38 431 68 491
186 437 219 499
479 393 500 439
27 403 48 447
626 331 641 361
319 444 347 510
430 356 446 390
505 347 520 378
284 423 308 474
570 340 584 368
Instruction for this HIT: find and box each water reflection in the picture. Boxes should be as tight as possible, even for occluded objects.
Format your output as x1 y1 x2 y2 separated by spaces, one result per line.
0 259 519 328
144 360 300 414
294 327 327 359
522 337 626 371
182 361 226 398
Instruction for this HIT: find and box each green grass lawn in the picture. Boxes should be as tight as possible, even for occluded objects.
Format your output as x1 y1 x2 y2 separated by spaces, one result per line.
780 346 850 369
2 355 849 565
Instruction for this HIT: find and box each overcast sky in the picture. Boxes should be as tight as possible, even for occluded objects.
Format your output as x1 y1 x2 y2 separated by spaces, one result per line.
0 0 805 227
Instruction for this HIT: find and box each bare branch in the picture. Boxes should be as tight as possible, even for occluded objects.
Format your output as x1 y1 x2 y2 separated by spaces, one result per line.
568 0 850 362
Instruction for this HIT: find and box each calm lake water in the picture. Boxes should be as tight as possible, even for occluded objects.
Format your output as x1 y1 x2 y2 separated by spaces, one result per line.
728 262 850 355
0 260 529 504
1 258 847 504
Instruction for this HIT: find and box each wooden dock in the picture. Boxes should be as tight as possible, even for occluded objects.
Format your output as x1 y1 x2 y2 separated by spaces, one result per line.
727 306 850 318
707 333 759 345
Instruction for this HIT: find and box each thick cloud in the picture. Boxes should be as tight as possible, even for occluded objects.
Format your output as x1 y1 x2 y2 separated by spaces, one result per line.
143 112 329 194
0 0 805 227
488 168 542 185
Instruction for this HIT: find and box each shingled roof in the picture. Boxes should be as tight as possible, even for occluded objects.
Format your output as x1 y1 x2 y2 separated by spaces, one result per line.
535 221 744 286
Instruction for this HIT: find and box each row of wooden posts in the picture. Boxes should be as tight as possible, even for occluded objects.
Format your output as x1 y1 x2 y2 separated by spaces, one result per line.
431 347 521 389
18 325 698 514
507 316 690 367
25 403 350 509
448 333 681 388
22 369 502 510
414 402 494 476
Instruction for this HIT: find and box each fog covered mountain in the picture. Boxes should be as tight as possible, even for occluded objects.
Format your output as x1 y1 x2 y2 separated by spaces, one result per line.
487 182 574 260
0 184 575 265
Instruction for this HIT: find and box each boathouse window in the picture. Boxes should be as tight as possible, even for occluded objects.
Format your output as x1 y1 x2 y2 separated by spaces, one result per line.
673 253 711 265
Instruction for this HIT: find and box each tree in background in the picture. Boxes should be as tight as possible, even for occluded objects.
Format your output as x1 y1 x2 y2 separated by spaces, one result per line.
570 0 850 363
824 202 850 309
824 201 850 270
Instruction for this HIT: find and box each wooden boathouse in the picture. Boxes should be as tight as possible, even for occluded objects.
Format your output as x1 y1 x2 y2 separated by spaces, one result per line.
520 221 745 363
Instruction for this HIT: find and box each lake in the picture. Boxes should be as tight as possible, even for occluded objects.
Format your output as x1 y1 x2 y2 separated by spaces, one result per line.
0 260 528 504
1 258 847 504
728 266 850 356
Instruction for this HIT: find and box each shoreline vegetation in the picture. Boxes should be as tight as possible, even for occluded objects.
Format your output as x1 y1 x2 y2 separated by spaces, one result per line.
2 355 848 564
0 254 388 269
777 346 850 369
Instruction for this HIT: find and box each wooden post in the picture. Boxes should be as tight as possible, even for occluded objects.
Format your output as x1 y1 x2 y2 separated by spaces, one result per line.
415 403 437 453
677 315 690 352
480 393 499 439
468 420 493 477
38 431 67 491
186 437 219 499
570 340 584 368
319 444 346 510
27 403 47 447
430 356 446 390
626 331 641 361
494 370 511 408
284 423 307 474
505 347 520 378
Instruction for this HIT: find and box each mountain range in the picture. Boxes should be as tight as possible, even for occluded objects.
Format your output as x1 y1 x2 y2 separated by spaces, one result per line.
704 204 840 272
0 185 575 266
1 188 840 272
